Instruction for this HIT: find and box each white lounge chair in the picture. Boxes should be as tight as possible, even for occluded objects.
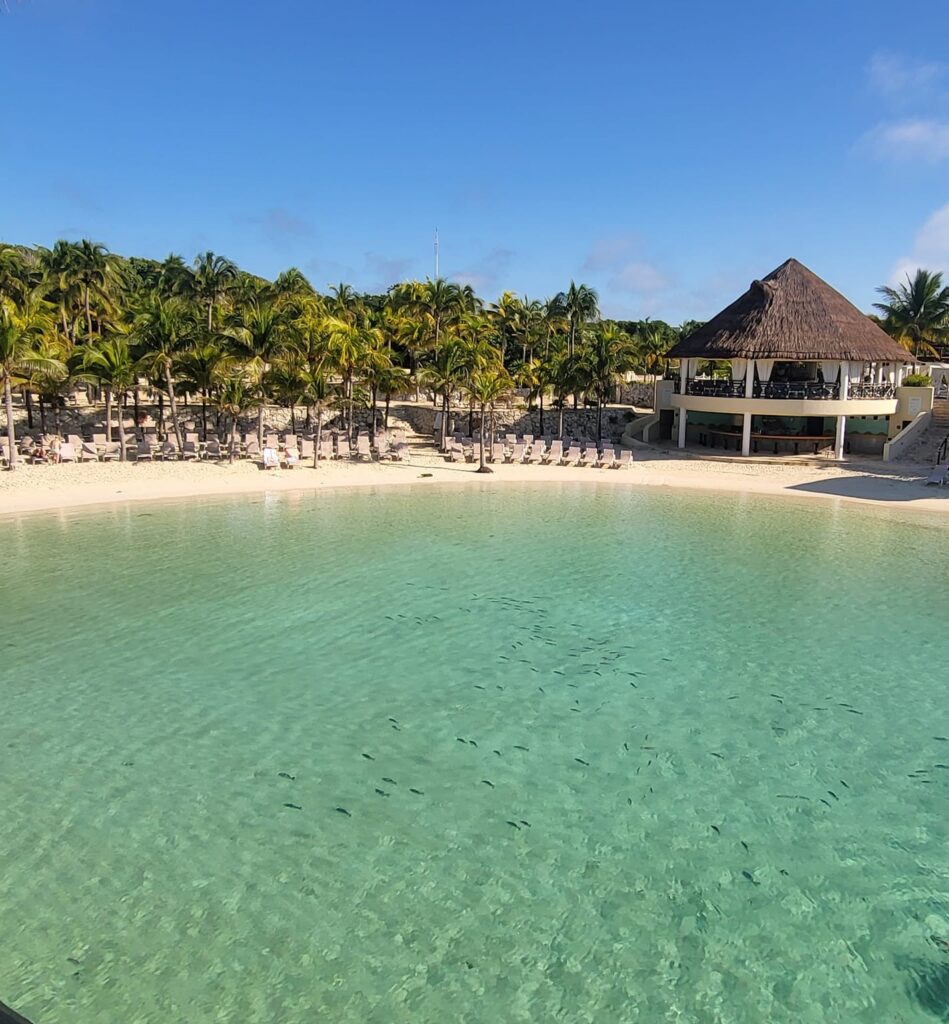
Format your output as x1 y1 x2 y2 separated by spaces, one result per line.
562 445 581 466
613 448 633 469
545 440 563 464
59 442 77 463
262 446 280 469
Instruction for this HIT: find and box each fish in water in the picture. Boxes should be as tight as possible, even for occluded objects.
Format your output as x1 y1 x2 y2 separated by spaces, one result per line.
514 745 529 751
623 742 629 751
711 825 720 835
482 780 495 788
827 790 839 800
710 752 725 760
409 788 424 795
505 820 521 829
469 740 478 748
361 753 375 761
741 870 760 886
575 758 590 766
382 777 397 785
374 789 390 797
388 718 399 724
840 779 850 788
283 803 302 810
519 820 531 827
473 684 486 690
931 935 949 953
335 807 351 817
278 772 295 780
740 840 749 851
456 737 467 744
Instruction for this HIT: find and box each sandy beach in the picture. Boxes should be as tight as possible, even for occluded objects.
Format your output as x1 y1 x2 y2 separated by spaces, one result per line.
2 446 947 519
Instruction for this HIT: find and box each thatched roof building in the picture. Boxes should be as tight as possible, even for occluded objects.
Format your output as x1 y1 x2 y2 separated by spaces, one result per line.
667 258 908 363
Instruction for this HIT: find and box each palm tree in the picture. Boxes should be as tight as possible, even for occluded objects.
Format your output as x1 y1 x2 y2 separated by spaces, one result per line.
177 340 229 439
72 239 113 338
299 364 335 467
226 299 290 445
324 315 380 439
131 295 195 451
191 251 238 331
582 323 634 445
81 330 137 461
874 269 949 360
215 374 256 462
559 281 599 356
420 338 468 450
0 298 63 469
464 366 512 472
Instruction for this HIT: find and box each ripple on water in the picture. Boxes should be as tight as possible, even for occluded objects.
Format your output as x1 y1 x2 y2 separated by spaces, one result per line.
1 483 948 1023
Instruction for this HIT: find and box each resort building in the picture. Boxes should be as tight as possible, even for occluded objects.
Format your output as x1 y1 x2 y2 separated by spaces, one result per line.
658 259 925 459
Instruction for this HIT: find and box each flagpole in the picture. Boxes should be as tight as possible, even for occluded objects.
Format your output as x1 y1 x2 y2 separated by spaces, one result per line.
434 227 439 279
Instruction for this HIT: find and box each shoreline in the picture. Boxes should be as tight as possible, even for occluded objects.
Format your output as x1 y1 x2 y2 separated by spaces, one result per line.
2 450 948 522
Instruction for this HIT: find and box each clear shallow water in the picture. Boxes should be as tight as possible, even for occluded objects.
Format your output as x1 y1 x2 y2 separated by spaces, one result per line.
2 484 949 1024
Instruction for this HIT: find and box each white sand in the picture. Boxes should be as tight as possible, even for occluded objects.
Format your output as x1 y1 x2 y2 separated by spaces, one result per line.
2 446 947 520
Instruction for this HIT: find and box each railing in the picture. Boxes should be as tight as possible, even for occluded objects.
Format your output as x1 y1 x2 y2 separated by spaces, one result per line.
937 435 949 466
755 380 840 400
848 382 896 399
684 378 746 398
683 379 897 401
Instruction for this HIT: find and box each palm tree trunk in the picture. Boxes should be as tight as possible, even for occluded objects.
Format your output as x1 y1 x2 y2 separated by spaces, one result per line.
229 417 237 463
539 392 545 435
201 392 208 440
38 395 46 433
157 392 165 438
104 387 113 443
384 394 391 429
596 395 603 446
84 284 93 337
441 392 450 450
370 384 377 444
116 390 128 462
478 401 487 471
163 363 184 451
257 404 265 449
23 389 34 429
558 402 564 440
133 387 141 433
208 301 213 333
290 405 296 434
314 402 323 468
4 375 17 470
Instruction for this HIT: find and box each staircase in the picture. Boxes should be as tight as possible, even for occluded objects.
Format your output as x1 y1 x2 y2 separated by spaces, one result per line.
386 403 437 453
897 398 949 464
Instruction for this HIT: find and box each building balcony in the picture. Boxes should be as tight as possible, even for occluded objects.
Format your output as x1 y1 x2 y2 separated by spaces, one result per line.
682 378 896 401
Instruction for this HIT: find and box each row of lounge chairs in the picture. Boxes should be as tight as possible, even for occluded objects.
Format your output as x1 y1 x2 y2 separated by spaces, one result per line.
1 430 410 467
448 434 632 468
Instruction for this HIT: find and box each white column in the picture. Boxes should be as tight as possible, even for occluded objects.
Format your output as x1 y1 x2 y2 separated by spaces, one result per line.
676 359 689 449
834 416 847 460
741 359 754 456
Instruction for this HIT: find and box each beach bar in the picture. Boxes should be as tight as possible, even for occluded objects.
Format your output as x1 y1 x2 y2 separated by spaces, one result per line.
663 259 915 458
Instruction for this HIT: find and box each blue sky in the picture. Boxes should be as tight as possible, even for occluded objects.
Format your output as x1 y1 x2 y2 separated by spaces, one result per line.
2 0 949 321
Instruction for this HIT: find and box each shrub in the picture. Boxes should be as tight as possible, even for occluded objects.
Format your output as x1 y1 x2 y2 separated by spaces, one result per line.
903 373 933 387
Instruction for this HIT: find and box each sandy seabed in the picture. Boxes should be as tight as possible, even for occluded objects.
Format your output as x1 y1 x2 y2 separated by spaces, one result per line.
1 445 948 521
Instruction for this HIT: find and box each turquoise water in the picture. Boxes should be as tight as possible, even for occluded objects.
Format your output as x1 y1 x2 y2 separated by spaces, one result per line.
1 483 948 1023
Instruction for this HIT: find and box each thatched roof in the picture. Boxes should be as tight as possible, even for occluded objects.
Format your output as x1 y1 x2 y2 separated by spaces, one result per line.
667 258 908 362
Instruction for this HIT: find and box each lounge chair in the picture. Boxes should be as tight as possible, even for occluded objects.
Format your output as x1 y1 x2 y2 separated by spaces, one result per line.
300 438 314 460
205 439 223 460
523 434 534 447
597 447 616 468
59 442 77 463
926 465 948 486
262 446 280 469
101 441 121 462
283 434 298 449
526 440 544 463
162 439 180 461
0 441 10 466
467 442 482 464
79 440 100 462
181 439 200 460
264 433 279 449
490 442 505 463
281 446 299 468
449 441 465 462
244 437 261 460
562 445 581 466
578 445 595 467
336 436 351 459
613 448 633 469
545 440 563 465
357 434 373 460
136 438 155 462
67 434 83 448
319 438 334 461
391 439 410 462
505 433 517 446
508 442 525 463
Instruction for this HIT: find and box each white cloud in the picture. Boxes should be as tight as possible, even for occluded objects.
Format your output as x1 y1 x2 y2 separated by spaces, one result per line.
583 235 636 272
888 201 949 283
609 261 669 294
867 52 945 98
861 119 949 162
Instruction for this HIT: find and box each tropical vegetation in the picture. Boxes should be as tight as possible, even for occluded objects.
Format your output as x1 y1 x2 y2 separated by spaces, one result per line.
0 237 710 467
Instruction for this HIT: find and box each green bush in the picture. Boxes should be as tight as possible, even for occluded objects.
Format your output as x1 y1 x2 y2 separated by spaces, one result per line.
903 373 933 387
